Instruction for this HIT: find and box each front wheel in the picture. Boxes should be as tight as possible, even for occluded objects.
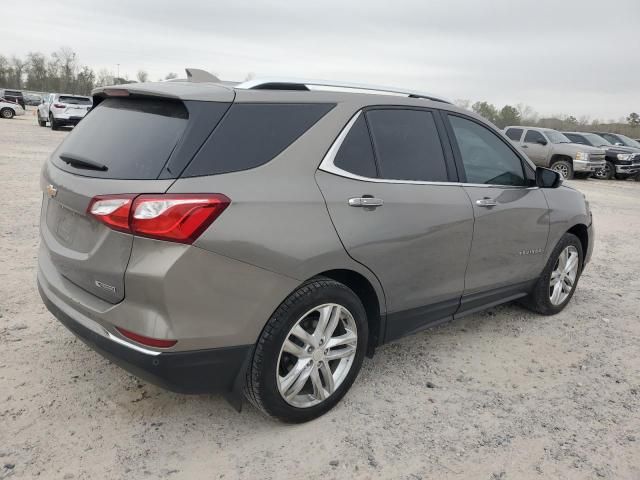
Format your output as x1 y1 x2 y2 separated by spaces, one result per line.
522 233 583 315
551 160 573 180
37 112 47 127
0 108 14 119
593 161 614 180
245 277 368 422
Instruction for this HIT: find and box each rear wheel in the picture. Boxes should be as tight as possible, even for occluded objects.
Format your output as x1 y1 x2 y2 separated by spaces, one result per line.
49 114 59 130
522 233 583 315
550 159 573 180
245 277 368 422
593 161 614 180
0 107 14 119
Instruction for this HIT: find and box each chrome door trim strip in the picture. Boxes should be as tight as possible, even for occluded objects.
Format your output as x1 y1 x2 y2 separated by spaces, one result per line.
318 110 540 191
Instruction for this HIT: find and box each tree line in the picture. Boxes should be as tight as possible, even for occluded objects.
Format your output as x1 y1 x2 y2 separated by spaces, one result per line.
0 47 179 96
456 100 640 138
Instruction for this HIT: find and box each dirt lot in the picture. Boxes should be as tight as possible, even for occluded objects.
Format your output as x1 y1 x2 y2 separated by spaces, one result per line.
1 111 639 480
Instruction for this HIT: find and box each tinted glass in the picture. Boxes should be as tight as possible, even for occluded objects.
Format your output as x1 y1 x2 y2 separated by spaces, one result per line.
545 130 571 144
51 97 188 179
505 128 523 141
524 130 546 144
565 133 587 145
184 103 334 177
449 115 526 186
59 95 92 105
334 115 377 178
366 109 448 182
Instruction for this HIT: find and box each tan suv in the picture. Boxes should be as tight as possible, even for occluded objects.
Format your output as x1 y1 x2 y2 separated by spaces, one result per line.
505 126 605 179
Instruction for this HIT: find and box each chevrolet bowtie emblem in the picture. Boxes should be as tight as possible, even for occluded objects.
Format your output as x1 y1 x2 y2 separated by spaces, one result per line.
46 184 58 198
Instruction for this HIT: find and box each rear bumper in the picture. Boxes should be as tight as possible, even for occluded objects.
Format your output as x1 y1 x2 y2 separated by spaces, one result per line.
38 278 252 394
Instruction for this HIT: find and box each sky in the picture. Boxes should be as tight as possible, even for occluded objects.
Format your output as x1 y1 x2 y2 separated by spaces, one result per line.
2 0 639 120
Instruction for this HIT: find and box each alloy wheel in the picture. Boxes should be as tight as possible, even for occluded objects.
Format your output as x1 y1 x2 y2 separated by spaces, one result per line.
277 303 358 408
549 245 579 305
552 163 570 179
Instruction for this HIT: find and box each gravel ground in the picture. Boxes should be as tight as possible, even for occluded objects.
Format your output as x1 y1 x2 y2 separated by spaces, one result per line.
1 111 639 480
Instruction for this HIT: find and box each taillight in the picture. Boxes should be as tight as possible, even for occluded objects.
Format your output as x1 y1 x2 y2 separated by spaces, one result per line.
116 327 177 348
87 193 230 244
53 103 66 108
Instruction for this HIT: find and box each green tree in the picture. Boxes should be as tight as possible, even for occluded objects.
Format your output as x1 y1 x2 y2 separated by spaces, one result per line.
472 101 499 124
497 105 520 129
627 112 640 127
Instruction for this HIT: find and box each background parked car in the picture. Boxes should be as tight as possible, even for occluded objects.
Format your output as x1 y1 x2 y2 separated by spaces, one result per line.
593 132 640 150
504 126 605 179
563 132 640 180
37 93 93 130
24 93 43 106
0 89 26 110
0 97 25 119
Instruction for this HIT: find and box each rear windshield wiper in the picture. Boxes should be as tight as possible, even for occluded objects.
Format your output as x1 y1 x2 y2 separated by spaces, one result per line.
59 153 108 171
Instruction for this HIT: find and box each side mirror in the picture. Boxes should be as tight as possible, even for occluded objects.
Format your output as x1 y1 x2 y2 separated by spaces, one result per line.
536 167 561 188
536 138 548 146
615 142 624 146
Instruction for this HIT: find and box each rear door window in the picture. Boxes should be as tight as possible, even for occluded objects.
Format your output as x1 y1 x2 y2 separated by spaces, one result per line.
183 103 335 177
51 97 190 179
333 115 377 178
365 108 449 182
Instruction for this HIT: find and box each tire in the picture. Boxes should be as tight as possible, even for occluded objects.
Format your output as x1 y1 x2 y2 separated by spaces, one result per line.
49 114 59 131
550 159 573 180
245 276 368 423
593 161 615 180
37 112 47 127
522 233 583 315
0 107 15 119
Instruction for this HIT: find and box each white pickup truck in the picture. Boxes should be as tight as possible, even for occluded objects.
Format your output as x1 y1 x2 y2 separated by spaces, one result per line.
37 93 92 130
0 98 26 119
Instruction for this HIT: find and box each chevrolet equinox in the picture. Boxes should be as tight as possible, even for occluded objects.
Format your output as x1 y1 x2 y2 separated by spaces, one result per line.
38 77 594 422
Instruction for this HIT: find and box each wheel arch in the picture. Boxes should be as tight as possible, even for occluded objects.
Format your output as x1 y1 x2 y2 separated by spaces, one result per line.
315 268 384 356
566 223 589 266
550 154 573 165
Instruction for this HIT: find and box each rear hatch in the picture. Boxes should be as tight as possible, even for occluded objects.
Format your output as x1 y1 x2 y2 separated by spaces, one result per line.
40 89 233 303
57 95 92 118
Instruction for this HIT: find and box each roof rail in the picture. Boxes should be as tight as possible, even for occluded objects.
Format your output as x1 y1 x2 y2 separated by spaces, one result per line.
236 77 451 103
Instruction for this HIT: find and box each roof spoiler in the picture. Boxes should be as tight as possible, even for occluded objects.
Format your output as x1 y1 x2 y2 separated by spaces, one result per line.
185 68 220 83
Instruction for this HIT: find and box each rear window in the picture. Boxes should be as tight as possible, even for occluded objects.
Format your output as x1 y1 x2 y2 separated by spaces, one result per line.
59 95 92 105
182 103 335 177
505 128 523 141
4 90 22 97
52 97 189 179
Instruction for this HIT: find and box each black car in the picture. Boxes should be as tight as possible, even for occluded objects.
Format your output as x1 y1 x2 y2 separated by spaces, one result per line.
564 132 640 180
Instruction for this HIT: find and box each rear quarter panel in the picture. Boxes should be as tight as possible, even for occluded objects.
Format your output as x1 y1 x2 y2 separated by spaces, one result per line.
167 101 387 314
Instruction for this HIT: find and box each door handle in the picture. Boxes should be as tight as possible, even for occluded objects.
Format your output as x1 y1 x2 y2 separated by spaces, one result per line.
521 145 528 148
348 197 383 207
475 198 497 207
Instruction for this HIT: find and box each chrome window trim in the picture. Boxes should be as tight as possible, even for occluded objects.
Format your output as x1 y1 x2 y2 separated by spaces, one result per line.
318 110 539 190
